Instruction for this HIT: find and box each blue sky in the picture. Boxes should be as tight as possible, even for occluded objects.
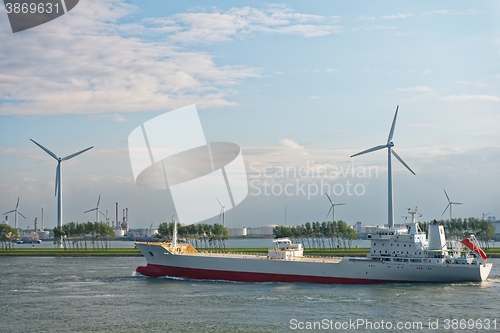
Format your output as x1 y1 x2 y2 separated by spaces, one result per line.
1 0 499 230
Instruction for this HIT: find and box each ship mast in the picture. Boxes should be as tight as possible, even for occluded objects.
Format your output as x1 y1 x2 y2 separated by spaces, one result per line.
171 215 177 250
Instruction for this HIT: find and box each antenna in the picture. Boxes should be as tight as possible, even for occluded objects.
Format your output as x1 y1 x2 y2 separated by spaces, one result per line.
115 202 119 230
442 189 463 221
350 106 415 229
30 139 93 247
3 197 26 231
325 193 345 222
285 206 287 226
171 215 178 250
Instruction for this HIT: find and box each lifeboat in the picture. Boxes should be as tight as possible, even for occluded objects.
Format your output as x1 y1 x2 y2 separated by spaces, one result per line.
460 237 487 260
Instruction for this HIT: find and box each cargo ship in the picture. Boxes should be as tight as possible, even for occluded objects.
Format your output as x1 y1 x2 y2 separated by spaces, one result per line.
134 107 492 283
135 208 492 283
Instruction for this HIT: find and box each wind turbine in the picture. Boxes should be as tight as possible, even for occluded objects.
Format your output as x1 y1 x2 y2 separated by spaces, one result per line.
350 106 415 229
216 197 226 227
325 193 345 222
3 197 26 230
30 139 93 245
442 189 462 221
84 195 104 223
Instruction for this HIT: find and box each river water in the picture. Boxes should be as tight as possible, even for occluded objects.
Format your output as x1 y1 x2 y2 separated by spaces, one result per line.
0 256 499 333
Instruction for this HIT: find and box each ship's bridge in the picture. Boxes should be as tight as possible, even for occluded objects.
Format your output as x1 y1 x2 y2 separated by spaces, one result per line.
368 222 429 259
268 238 303 260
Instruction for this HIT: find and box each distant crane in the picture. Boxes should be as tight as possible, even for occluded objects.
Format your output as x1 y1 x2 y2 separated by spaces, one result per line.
482 213 490 220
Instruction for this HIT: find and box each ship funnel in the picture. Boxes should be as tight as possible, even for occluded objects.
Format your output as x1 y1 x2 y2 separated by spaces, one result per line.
428 222 446 250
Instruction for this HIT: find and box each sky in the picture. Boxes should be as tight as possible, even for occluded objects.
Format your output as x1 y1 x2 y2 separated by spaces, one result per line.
1 0 499 231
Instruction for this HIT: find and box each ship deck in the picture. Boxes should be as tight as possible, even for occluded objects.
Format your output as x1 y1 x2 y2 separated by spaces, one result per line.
182 251 344 263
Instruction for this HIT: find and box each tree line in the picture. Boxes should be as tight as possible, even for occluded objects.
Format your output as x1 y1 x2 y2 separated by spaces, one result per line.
419 218 496 249
53 221 115 250
156 222 229 250
0 224 19 250
273 220 358 250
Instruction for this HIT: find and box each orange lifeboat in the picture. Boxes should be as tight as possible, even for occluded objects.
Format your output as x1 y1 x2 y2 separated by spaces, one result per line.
460 238 487 260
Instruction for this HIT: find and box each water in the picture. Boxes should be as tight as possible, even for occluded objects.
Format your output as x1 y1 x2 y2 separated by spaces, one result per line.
0 257 499 333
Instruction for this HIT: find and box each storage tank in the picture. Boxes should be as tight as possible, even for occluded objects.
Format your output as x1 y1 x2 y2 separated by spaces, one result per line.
229 227 247 237
258 224 278 235
37 230 50 239
115 229 125 238
247 227 260 235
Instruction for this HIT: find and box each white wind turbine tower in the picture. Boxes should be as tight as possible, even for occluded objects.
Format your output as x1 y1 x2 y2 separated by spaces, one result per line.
30 139 93 246
442 189 462 221
3 197 26 231
350 106 415 229
84 195 104 223
216 197 226 227
325 193 345 222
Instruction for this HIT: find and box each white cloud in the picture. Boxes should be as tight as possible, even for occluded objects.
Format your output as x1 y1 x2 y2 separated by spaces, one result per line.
0 1 340 116
395 86 434 92
439 95 500 102
279 139 306 150
140 5 342 44
421 9 478 16
111 114 127 122
381 13 411 20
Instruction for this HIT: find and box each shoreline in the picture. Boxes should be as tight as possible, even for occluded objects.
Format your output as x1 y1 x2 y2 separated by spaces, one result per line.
1 247 499 258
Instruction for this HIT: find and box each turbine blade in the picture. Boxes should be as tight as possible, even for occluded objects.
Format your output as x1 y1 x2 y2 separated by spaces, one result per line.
84 208 97 213
97 195 101 207
4 210 15 215
61 146 93 161
218 208 223 220
18 211 27 219
443 189 450 203
16 197 20 209
99 210 106 217
326 205 333 218
215 196 223 207
387 106 399 144
325 192 333 205
442 203 450 216
350 145 387 158
391 150 416 175
336 203 346 206
453 202 463 205
30 139 58 160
